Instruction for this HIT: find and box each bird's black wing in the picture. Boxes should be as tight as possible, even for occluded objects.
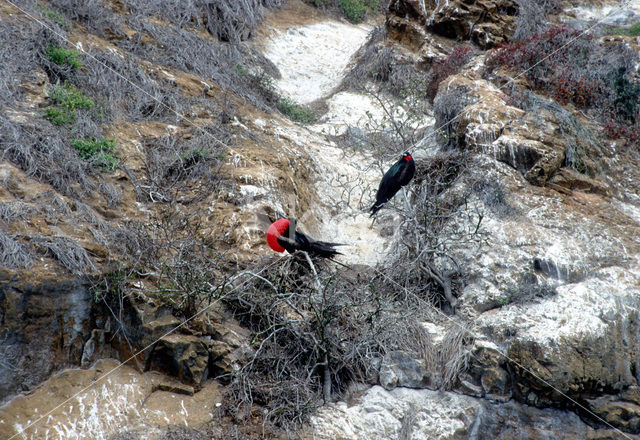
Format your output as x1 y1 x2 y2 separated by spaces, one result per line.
277 234 300 254
308 241 343 258
377 161 403 200
370 160 404 214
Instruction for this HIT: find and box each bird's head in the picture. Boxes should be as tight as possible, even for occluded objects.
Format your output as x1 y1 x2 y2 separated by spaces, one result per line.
266 218 291 253
402 151 413 162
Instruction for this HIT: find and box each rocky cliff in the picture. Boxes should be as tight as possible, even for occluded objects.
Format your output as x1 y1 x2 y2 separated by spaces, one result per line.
1 0 640 439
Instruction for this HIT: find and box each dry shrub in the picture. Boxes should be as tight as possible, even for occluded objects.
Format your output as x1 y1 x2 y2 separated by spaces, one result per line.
0 202 36 224
487 25 640 145
512 0 561 41
0 232 33 270
220 254 437 430
0 115 95 198
382 150 481 313
126 0 282 43
0 18 41 106
139 125 231 204
32 235 96 274
75 48 188 123
425 45 475 101
343 26 425 97
48 0 122 38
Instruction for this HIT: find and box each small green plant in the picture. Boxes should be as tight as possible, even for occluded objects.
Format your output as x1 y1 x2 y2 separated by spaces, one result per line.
605 21 640 37
179 147 209 162
44 107 73 126
36 5 68 28
46 45 83 69
277 97 317 124
48 83 94 111
338 0 378 23
232 64 248 75
71 138 119 170
44 83 94 126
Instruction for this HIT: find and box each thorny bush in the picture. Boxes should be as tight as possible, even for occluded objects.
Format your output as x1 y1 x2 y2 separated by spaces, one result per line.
220 254 444 431
487 26 640 145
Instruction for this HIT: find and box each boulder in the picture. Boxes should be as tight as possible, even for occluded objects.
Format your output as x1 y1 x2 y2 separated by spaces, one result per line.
308 386 610 439
150 334 210 387
434 73 523 148
387 0 518 50
460 340 512 402
379 351 433 390
490 110 566 185
585 387 640 434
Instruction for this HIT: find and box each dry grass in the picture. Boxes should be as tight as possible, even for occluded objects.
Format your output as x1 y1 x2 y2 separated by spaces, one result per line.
32 235 95 274
0 232 33 269
513 0 561 41
0 115 96 198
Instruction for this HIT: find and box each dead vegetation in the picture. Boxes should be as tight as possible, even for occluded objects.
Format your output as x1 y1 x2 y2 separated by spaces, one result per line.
32 235 96 274
0 232 33 270
0 115 96 198
342 26 425 99
512 0 561 41
2 0 485 437
139 124 231 204
219 254 439 431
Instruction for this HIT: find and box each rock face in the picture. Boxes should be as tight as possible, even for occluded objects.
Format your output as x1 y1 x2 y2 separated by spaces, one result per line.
310 385 619 440
490 110 567 186
434 72 600 187
0 271 93 404
448 151 640 433
0 359 223 440
387 0 518 49
379 351 433 390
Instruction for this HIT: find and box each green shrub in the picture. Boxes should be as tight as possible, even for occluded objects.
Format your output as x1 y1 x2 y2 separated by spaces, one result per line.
605 21 640 37
339 0 366 22
277 97 317 124
44 83 94 126
48 83 94 111
338 0 378 23
306 0 378 22
44 107 73 126
46 45 83 69
36 5 68 28
71 138 119 170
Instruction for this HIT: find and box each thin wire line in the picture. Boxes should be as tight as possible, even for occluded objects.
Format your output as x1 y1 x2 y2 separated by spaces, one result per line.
7 259 283 440
373 266 634 440
0 3 279 438
4 0 635 438
2 0 232 151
